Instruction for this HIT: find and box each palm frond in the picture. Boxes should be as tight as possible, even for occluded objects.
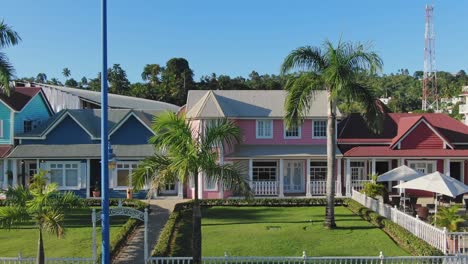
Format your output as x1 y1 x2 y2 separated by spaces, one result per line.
0 21 21 48
202 119 241 153
0 206 29 229
42 209 65 238
132 154 179 192
0 52 14 95
2 185 31 207
280 46 326 75
203 163 252 199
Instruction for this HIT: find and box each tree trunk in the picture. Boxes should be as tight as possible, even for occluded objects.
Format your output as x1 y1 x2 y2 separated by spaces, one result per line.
192 172 202 264
36 228 45 264
324 95 337 229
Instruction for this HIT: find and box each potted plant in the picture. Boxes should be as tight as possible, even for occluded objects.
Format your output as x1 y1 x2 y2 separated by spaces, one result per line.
92 181 101 198
433 205 465 253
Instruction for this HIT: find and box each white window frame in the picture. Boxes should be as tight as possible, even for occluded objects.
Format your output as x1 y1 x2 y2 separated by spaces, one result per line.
310 161 327 181
113 161 139 189
407 160 437 174
312 120 327 139
252 160 278 181
47 161 81 190
284 122 301 139
204 175 218 191
256 120 273 139
350 161 367 181
0 120 3 138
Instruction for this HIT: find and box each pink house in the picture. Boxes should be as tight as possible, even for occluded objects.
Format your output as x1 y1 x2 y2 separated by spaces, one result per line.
182 90 343 199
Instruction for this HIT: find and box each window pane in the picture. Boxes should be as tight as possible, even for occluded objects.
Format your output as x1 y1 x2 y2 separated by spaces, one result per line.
205 177 216 190
50 169 62 186
65 169 78 187
313 121 327 137
117 170 130 186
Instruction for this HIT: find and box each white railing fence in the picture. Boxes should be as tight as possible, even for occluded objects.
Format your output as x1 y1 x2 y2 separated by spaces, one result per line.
352 190 468 255
0 257 94 264
253 181 278 196
148 253 468 264
351 180 372 192
310 181 341 196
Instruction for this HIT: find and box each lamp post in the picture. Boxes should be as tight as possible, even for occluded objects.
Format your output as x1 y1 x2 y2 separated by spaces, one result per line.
100 0 110 263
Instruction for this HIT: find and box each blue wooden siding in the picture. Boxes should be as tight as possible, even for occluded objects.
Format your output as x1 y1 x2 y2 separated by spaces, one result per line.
110 115 153 145
0 102 12 144
14 94 52 134
22 116 98 145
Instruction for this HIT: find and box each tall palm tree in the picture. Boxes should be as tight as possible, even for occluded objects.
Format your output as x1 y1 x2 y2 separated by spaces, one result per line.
281 40 384 229
62 68 71 82
141 64 162 85
132 112 251 263
0 20 21 95
0 170 82 264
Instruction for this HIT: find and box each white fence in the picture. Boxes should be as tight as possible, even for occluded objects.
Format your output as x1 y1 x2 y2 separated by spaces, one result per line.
253 181 278 196
310 181 341 196
351 180 372 192
0 257 94 264
148 254 468 264
351 190 468 255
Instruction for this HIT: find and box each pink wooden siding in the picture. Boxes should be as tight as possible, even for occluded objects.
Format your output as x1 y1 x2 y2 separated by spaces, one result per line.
236 119 326 145
400 122 444 149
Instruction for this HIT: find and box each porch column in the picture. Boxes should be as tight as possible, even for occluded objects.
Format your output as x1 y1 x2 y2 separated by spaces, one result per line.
2 160 8 189
279 159 284 197
198 172 203 199
306 159 311 197
86 159 91 198
399 158 405 195
337 157 342 197
444 158 450 176
371 158 376 176
345 159 351 197
11 159 17 187
248 159 253 188
178 181 184 198
219 148 224 199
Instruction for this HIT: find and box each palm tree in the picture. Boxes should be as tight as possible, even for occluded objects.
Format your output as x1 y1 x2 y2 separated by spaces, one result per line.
132 112 251 263
141 64 162 85
0 20 21 95
36 73 47 83
62 68 71 82
0 170 82 264
281 40 384 229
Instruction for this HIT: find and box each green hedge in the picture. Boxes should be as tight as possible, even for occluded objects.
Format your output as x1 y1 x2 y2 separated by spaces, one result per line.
153 198 346 257
83 198 148 210
344 199 442 256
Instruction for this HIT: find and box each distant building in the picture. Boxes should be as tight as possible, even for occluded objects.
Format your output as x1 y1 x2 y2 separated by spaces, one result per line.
459 86 468 125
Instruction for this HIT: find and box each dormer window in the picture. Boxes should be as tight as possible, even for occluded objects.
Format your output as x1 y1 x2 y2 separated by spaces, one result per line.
284 123 301 139
313 120 327 138
256 120 273 139
24 120 33 133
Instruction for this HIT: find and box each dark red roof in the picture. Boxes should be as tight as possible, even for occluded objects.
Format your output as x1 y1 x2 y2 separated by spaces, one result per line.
0 145 13 158
344 146 468 157
338 113 468 144
0 87 42 111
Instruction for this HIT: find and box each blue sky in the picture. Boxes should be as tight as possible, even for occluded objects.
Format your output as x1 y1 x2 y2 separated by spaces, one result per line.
2 1 467 83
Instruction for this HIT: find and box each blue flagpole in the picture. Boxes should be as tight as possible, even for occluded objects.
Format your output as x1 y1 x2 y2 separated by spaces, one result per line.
100 0 110 263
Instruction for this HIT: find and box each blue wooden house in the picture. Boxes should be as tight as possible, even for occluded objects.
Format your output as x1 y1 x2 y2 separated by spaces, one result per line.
0 87 53 189
9 109 182 198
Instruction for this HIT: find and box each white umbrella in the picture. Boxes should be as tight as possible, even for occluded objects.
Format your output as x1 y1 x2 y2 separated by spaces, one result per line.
394 171 468 218
377 165 424 182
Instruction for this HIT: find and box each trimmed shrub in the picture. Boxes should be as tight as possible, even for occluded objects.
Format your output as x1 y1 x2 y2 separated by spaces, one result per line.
344 199 442 256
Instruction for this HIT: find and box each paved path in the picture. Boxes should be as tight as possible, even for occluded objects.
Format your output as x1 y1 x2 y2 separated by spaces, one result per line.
113 199 184 264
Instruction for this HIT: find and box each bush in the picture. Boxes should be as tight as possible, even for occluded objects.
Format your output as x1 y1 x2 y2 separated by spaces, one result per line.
344 199 442 256
83 198 148 210
361 182 389 203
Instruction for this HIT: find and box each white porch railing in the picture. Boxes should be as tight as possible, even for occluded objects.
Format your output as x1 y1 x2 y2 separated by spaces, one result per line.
351 190 468 255
148 254 468 264
252 181 278 196
351 180 372 192
0 257 94 264
310 181 341 196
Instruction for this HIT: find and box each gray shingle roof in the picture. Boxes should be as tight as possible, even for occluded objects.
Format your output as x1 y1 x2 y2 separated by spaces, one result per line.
36 83 180 111
225 145 342 158
16 109 155 138
8 144 155 158
186 90 341 118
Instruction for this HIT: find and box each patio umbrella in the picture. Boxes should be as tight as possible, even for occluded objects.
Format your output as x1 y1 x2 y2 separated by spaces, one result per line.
394 171 468 219
376 165 424 182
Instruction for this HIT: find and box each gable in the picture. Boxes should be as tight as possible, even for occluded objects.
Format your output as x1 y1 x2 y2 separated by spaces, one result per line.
14 94 53 134
110 115 153 145
400 121 444 149
0 103 12 144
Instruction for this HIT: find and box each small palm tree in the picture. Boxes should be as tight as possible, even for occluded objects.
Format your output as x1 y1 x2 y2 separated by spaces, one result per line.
0 20 21 95
281 40 384 228
0 170 82 264
433 205 464 231
132 112 251 264
62 68 71 82
141 64 162 85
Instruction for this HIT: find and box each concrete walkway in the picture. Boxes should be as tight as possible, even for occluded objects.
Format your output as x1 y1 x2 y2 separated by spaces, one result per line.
113 199 184 264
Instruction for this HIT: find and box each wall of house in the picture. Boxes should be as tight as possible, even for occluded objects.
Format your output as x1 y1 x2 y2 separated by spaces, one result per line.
110 116 153 145
236 119 327 145
14 94 52 134
0 103 12 144
22 116 98 144
400 122 444 149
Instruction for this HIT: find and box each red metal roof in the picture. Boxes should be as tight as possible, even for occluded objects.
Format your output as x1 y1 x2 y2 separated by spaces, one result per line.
0 145 13 158
344 146 468 157
0 87 42 111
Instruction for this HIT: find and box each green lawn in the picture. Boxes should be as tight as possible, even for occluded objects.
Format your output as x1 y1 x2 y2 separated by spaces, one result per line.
202 206 409 256
0 208 129 257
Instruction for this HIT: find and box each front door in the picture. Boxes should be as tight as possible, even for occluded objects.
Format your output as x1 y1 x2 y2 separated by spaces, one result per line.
450 162 462 182
283 160 304 193
375 161 389 175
